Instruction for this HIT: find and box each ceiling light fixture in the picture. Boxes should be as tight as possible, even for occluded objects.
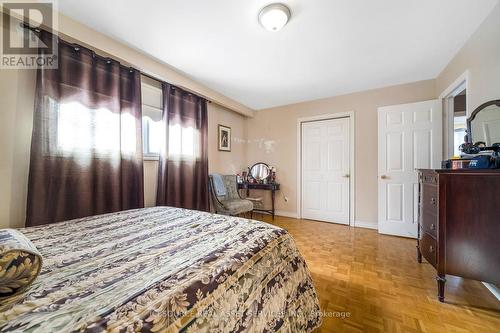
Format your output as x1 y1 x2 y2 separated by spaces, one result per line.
258 3 291 32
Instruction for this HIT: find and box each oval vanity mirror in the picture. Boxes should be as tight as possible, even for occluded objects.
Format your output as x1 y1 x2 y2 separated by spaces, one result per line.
249 162 271 180
467 100 500 145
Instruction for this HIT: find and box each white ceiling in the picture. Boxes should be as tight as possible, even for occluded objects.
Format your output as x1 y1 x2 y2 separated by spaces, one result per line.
58 0 498 110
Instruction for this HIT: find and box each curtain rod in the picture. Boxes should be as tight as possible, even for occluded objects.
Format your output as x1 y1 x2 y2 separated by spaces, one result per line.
23 23 211 103
140 71 211 103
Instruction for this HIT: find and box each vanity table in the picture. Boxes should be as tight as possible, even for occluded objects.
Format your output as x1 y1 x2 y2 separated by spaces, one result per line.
238 182 280 219
239 162 280 220
417 100 500 302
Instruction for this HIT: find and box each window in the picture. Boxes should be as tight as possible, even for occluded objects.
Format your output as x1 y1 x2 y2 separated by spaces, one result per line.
142 111 163 156
168 122 200 160
47 97 137 158
141 80 163 159
140 78 200 160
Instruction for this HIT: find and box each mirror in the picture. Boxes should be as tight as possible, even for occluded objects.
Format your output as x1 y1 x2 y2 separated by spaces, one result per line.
467 100 500 146
249 162 271 181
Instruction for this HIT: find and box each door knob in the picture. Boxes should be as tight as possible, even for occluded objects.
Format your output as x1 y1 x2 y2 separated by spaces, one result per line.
380 175 389 179
343 174 350 178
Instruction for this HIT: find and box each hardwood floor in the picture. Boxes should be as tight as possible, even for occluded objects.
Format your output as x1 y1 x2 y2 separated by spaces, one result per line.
255 215 500 333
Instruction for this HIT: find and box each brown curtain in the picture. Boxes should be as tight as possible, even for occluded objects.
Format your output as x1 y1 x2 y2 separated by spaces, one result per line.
156 83 209 211
26 32 144 226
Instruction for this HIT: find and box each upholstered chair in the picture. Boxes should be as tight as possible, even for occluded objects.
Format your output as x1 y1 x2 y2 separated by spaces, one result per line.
209 175 254 216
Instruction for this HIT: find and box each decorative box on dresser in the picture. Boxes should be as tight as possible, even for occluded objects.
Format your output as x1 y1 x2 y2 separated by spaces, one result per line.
417 169 500 302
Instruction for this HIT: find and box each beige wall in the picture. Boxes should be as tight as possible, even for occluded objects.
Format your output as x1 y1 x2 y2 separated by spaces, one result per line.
208 103 248 175
143 161 159 208
247 3 500 223
0 69 36 228
143 103 248 207
55 14 253 117
0 13 250 228
0 76 247 226
436 3 500 113
246 80 436 223
0 10 253 117
2 4 500 229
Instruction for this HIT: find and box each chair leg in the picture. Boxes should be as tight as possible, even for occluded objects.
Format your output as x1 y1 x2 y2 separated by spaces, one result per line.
250 211 253 219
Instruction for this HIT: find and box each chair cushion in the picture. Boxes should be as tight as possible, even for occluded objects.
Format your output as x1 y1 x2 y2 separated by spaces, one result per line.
221 175 240 200
0 229 43 298
222 199 254 214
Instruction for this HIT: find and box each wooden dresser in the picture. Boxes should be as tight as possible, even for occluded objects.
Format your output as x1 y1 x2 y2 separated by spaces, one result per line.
417 169 500 302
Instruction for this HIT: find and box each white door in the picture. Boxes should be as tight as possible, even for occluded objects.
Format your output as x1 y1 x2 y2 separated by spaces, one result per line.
302 117 350 225
378 100 442 238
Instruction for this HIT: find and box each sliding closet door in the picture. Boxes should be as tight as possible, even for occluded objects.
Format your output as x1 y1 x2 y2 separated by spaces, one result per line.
301 118 350 225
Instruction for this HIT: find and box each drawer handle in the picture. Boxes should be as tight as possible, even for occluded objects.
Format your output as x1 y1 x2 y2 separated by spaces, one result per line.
424 175 436 183
430 224 436 231
430 197 436 205
429 245 434 253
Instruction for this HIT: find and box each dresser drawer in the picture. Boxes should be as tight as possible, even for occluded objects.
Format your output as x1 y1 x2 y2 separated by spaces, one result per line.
421 184 438 215
420 232 437 268
421 171 438 185
421 209 437 237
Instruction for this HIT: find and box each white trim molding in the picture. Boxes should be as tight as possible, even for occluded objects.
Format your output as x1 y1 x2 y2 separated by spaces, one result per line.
296 111 356 226
439 70 469 159
482 282 500 302
275 210 299 219
439 70 469 100
272 213 378 231
354 220 378 230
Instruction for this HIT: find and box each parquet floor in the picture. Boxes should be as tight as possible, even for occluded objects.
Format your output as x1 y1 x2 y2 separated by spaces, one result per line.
256 215 500 333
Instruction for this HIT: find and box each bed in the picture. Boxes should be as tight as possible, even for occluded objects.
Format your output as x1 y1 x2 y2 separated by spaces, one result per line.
0 207 321 332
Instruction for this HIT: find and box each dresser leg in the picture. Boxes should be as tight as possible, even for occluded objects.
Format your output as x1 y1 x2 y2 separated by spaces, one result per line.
416 245 422 263
436 275 446 302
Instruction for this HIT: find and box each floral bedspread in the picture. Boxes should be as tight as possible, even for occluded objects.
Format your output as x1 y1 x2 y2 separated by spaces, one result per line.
0 207 321 332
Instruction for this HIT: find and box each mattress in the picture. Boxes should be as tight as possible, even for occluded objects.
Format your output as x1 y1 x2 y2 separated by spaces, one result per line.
0 207 321 332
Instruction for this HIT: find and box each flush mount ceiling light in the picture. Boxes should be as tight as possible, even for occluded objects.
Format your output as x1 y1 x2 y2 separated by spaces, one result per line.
258 3 291 32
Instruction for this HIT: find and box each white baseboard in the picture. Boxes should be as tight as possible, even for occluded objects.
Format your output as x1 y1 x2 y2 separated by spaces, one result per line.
274 210 298 219
354 220 378 230
483 282 500 302
269 213 378 230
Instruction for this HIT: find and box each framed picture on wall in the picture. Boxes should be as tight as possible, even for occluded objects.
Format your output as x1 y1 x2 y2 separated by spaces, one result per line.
218 125 231 152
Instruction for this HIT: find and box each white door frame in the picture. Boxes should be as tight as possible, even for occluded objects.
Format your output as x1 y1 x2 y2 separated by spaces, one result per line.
439 70 469 159
296 112 355 226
